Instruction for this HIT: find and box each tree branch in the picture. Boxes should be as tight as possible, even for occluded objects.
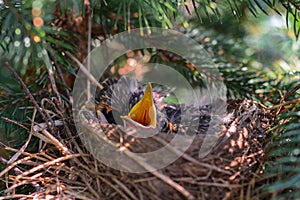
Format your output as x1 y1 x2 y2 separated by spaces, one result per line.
4 61 52 131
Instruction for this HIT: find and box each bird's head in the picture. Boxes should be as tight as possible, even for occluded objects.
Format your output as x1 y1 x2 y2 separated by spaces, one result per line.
121 82 157 129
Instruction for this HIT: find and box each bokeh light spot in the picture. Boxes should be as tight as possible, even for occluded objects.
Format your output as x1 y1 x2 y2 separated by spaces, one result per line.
33 17 44 27
33 35 41 43
32 7 42 17
15 28 21 35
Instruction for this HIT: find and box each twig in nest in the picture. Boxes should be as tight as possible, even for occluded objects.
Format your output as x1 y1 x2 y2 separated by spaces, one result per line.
85 0 92 100
66 51 103 90
270 98 300 112
10 154 83 185
0 194 34 199
1 114 33 165
284 82 300 100
8 132 32 165
150 169 195 200
80 120 195 199
0 156 33 178
43 49 63 104
39 97 80 157
0 157 24 178
112 177 138 200
40 129 70 155
271 83 300 115
3 146 49 162
3 61 52 132
30 107 69 154
98 176 131 200
48 51 71 103
32 120 64 132
152 136 232 175
0 116 29 131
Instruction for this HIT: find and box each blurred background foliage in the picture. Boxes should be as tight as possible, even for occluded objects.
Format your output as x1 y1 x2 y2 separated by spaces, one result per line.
0 0 299 199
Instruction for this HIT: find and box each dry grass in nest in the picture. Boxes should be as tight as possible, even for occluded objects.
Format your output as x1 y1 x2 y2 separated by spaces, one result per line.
0 98 273 200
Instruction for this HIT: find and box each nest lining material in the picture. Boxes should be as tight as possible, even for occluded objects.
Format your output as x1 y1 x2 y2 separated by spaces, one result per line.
1 98 273 200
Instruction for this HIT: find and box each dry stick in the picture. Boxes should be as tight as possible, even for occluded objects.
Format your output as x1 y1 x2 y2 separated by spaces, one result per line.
41 95 59 132
139 162 195 200
0 194 32 200
270 98 300 111
49 52 71 102
64 191 94 200
12 154 82 182
271 83 300 115
0 156 33 178
85 0 92 100
173 178 244 188
152 136 231 175
82 123 195 200
36 89 80 163
32 120 64 132
189 181 242 188
246 178 256 200
0 157 23 178
50 101 92 175
43 50 62 104
29 107 68 154
29 124 55 145
141 184 164 200
4 61 51 131
40 129 70 155
3 146 49 163
98 176 131 200
284 82 300 100
94 160 101 195
66 52 103 90
126 0 131 31
43 53 70 143
112 178 138 200
0 117 29 131
38 102 84 177
135 186 144 200
74 170 102 199
8 132 33 164
5 178 41 193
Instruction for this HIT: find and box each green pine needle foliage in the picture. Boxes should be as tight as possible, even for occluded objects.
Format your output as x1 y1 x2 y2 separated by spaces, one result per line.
0 0 77 147
264 108 300 199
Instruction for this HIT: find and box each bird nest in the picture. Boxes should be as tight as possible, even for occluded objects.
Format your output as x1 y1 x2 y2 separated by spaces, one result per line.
1 98 273 200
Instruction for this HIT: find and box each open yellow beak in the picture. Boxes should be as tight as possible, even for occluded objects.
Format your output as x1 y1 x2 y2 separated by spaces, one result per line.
121 83 157 129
